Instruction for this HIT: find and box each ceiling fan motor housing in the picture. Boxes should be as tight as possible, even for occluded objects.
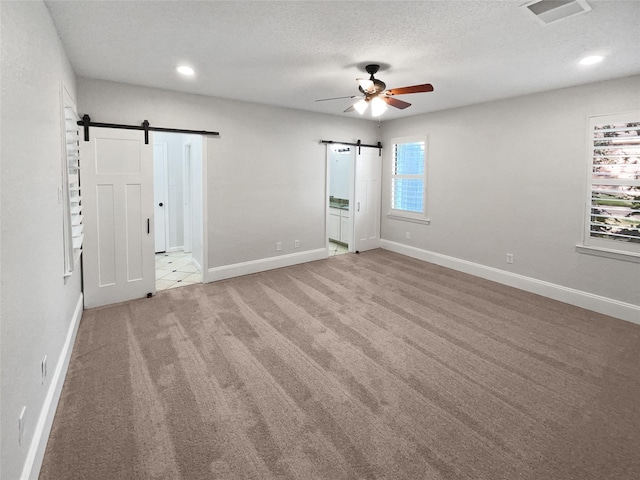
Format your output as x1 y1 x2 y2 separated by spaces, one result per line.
360 65 386 96
359 79 386 96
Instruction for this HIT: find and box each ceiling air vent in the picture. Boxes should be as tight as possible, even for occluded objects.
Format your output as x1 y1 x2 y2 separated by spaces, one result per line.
522 0 591 25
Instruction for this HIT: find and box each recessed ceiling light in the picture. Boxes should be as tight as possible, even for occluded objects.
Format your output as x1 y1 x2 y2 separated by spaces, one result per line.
176 65 195 76
579 55 603 66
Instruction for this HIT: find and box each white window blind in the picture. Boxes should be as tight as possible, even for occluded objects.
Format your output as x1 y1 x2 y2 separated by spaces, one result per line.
586 113 640 252
62 92 83 276
391 137 427 220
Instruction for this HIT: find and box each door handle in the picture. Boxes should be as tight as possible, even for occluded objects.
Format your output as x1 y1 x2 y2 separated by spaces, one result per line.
158 202 163 207
147 218 150 234
357 202 360 212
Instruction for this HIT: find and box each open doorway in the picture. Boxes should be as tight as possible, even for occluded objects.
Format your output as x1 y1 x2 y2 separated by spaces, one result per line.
327 144 354 256
153 132 204 290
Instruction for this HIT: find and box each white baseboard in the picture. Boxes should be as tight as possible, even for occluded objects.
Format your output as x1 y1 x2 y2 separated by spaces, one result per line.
380 240 640 325
21 293 84 480
206 248 327 282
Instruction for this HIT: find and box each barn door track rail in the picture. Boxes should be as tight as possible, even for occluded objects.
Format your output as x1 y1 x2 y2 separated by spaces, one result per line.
320 139 382 156
79 115 220 144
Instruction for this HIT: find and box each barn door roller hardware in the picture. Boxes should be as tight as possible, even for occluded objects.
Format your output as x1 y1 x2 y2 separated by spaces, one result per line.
79 115 220 144
320 139 382 156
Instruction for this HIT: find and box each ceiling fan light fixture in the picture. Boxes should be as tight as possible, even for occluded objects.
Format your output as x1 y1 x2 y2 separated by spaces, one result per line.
358 79 374 93
370 96 388 117
353 99 368 115
320 63 433 116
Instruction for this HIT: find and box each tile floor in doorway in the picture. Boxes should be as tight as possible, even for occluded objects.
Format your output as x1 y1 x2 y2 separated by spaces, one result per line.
329 241 349 256
156 251 202 291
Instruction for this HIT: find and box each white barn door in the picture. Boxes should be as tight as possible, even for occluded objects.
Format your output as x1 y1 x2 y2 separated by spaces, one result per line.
81 128 155 308
352 148 381 252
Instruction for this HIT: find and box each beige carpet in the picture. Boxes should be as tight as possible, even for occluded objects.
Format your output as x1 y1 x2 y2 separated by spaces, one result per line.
40 249 640 479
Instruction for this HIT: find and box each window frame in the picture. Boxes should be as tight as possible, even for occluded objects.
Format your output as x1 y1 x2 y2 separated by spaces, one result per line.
578 112 640 262
388 135 429 224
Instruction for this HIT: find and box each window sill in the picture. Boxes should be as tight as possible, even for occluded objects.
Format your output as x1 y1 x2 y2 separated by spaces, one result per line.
387 213 431 225
575 244 640 264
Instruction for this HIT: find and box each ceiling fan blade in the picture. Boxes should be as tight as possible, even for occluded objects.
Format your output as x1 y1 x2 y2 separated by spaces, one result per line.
383 96 411 110
344 104 355 113
386 83 434 96
315 95 357 102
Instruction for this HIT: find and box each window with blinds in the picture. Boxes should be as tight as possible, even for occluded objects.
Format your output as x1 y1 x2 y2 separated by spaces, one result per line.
62 89 83 276
586 113 640 253
391 137 427 221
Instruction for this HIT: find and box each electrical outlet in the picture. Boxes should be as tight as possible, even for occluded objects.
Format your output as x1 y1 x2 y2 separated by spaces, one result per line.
18 406 26 446
42 356 47 384
406 231 411 240
276 242 282 251
506 253 514 264
294 239 300 248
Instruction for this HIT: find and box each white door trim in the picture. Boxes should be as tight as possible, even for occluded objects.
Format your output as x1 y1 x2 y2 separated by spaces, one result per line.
325 146 331 255
200 137 209 278
183 142 192 253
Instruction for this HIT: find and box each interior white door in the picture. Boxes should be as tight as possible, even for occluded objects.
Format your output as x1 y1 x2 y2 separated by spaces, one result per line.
352 148 382 253
153 143 168 252
81 127 155 308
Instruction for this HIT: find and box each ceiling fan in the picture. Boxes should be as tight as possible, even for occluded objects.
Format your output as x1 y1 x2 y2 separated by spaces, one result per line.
316 64 434 116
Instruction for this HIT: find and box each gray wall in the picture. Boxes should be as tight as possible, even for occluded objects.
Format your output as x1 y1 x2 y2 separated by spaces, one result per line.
380 75 640 307
76 78 380 269
1 2 82 478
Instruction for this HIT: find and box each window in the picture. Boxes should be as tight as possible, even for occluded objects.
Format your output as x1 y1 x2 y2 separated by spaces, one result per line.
582 112 640 258
62 87 83 276
390 136 428 222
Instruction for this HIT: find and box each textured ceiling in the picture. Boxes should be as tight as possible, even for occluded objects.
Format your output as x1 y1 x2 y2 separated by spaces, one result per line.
44 0 640 121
